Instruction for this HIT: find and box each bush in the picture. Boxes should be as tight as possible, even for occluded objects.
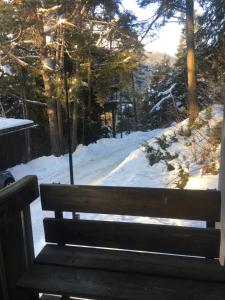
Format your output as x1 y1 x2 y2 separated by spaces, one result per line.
155 135 170 150
175 165 189 189
143 143 178 167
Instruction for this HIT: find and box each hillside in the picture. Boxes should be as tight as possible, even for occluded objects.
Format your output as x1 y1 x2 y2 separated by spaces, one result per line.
133 51 175 95
142 51 175 66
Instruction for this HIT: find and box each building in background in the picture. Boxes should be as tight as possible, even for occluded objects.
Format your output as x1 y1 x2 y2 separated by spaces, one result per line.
0 117 34 170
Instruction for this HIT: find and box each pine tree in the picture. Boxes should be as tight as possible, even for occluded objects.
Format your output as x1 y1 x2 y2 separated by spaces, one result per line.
0 0 142 154
137 0 199 121
197 0 225 85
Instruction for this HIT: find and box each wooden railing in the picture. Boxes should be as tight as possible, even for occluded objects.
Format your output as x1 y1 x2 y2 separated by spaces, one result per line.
219 94 225 265
0 176 39 300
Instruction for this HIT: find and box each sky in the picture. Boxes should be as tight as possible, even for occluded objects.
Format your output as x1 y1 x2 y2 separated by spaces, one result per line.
122 0 182 57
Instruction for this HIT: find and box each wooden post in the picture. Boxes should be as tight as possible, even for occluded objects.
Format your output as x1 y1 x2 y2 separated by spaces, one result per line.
218 88 225 266
0 176 39 299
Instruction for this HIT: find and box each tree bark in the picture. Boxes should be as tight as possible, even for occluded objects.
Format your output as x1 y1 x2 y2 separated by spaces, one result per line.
46 100 61 157
41 68 61 157
38 13 62 156
87 56 92 116
20 73 31 162
186 0 198 121
71 99 78 151
56 100 63 153
132 73 138 131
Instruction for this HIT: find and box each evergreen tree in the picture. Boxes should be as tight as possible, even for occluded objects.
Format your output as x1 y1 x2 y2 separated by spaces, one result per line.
0 0 142 155
147 57 178 128
197 0 225 87
137 0 199 121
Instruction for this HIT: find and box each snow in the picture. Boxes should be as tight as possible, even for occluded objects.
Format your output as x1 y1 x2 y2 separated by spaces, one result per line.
150 83 176 112
0 64 12 75
9 104 223 255
0 117 33 130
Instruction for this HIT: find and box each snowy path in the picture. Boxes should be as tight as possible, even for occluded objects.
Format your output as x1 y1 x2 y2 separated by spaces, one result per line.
11 130 162 186
10 130 163 255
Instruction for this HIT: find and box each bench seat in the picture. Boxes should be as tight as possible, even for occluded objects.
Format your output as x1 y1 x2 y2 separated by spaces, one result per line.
36 245 225 282
17 244 225 300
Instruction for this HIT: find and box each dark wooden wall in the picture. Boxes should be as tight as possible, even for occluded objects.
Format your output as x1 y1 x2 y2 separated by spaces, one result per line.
0 132 28 170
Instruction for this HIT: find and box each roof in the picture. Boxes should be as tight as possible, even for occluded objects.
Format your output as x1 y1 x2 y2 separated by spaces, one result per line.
0 117 34 136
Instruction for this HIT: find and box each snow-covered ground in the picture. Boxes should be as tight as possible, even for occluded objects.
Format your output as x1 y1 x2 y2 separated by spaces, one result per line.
9 104 223 255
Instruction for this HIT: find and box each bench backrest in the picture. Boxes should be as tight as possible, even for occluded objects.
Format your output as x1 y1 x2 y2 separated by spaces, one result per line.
40 184 221 258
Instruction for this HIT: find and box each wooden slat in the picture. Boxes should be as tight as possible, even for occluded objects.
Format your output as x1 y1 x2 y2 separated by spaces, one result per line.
40 184 221 221
36 244 225 282
17 264 225 300
44 219 220 258
1 213 32 300
0 240 9 300
0 176 39 224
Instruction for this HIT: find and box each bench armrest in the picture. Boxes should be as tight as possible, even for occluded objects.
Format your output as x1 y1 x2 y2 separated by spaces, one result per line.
0 175 39 224
0 175 39 300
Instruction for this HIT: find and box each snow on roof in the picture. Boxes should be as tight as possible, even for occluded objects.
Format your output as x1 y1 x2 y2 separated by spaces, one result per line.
0 117 33 131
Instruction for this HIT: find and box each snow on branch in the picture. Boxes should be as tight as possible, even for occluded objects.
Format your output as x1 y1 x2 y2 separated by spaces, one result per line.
44 18 76 34
150 83 176 113
158 83 176 97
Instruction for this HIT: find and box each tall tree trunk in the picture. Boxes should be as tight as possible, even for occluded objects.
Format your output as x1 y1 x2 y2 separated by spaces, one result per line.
38 14 61 156
20 74 31 162
132 73 138 131
47 100 61 157
112 107 116 138
56 100 63 153
87 56 92 116
40 67 61 156
186 0 198 121
72 99 78 150
81 102 85 144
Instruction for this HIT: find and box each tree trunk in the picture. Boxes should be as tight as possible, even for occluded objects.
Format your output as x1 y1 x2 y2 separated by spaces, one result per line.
56 100 63 153
72 99 78 151
46 100 61 157
81 102 85 145
38 14 62 156
87 56 92 116
132 73 138 131
41 68 62 156
186 0 198 121
20 80 31 162
112 107 116 138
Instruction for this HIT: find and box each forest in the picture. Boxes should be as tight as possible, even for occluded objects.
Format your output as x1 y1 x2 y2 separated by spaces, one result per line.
0 0 224 160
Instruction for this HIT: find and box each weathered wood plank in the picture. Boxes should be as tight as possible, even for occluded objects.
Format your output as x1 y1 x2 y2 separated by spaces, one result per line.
44 219 220 258
0 176 39 300
0 176 39 224
1 213 32 300
17 264 225 300
0 240 9 300
21 206 35 266
36 244 225 282
40 184 221 221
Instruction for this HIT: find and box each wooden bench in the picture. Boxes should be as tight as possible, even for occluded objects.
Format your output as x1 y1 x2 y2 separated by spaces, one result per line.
1 176 225 299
